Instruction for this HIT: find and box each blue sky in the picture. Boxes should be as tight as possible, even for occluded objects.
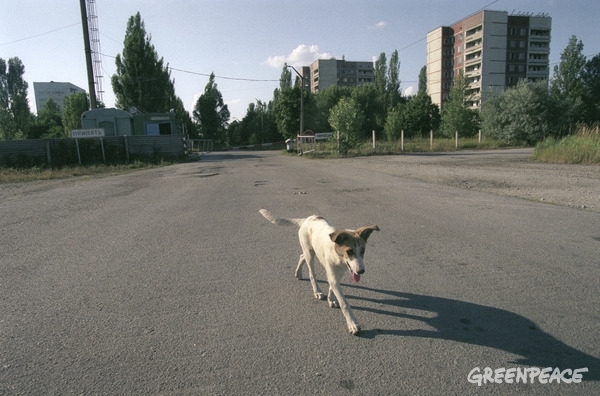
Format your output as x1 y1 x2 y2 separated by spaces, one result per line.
2 0 599 121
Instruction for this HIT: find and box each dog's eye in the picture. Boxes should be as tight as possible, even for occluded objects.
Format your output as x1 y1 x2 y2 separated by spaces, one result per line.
347 249 354 257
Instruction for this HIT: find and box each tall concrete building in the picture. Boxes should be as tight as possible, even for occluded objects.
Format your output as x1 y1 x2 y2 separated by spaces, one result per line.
33 81 86 113
427 10 551 110
304 59 374 93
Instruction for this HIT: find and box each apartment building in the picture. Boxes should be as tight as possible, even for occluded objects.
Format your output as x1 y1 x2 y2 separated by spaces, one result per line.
304 59 375 93
33 81 86 113
426 10 551 110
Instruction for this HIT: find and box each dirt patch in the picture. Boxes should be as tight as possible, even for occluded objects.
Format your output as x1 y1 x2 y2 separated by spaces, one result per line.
345 148 600 212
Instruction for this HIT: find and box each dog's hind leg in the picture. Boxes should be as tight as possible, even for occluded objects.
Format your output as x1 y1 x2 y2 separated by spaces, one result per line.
300 251 324 300
295 254 305 279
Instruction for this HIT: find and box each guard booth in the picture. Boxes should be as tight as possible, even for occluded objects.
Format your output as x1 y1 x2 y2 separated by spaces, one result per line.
81 109 179 136
81 108 133 136
132 113 179 135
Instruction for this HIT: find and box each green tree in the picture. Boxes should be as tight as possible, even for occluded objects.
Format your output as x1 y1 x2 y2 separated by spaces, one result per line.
402 91 440 138
481 80 551 144
193 73 230 146
418 65 427 95
0 57 31 140
329 97 365 154
273 64 302 138
384 106 403 141
313 85 352 132
387 49 401 107
551 36 587 103
374 53 387 96
351 83 382 139
33 98 64 138
111 12 176 114
549 35 586 133
440 70 479 137
171 96 195 137
581 54 600 123
273 86 300 139
62 91 89 133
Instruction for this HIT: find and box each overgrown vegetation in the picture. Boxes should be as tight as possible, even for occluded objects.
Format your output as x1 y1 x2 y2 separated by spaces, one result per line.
533 124 600 164
0 159 173 184
301 136 507 158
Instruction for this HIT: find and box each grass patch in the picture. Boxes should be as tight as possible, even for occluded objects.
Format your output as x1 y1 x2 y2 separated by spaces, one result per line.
301 136 509 158
0 159 173 184
533 124 600 164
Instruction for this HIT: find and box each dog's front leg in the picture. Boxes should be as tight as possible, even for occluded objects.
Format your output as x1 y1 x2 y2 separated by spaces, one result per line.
327 286 339 308
329 281 360 335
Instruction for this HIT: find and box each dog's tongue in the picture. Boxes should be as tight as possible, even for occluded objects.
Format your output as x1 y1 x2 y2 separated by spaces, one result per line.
352 272 361 283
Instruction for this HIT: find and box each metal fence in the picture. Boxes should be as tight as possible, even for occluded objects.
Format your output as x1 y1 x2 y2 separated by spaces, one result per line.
0 135 188 167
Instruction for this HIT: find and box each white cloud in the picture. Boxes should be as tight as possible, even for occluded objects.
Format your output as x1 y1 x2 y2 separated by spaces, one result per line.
404 86 416 96
265 44 333 68
369 21 388 30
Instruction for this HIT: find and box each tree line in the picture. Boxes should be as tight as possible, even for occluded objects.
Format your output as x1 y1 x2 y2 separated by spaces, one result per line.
1 11 599 151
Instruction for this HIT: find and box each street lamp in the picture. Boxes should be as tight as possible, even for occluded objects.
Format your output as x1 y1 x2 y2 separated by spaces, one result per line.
286 65 304 136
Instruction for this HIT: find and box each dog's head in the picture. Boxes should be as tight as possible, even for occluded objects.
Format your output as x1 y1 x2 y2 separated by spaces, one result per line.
330 225 379 282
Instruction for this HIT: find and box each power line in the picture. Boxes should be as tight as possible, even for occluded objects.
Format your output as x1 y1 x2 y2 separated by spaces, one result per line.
168 66 280 82
0 22 80 46
98 53 280 83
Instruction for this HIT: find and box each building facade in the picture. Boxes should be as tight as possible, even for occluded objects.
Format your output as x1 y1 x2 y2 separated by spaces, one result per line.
426 10 551 110
304 59 375 93
33 81 86 113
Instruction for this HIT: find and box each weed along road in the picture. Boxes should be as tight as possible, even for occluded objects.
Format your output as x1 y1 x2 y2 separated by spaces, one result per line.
1 150 599 394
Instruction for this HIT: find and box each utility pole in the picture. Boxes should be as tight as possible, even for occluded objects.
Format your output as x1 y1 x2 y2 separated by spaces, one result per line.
79 0 97 109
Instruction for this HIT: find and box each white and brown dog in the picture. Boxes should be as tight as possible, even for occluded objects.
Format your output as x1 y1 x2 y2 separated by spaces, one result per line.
259 209 379 335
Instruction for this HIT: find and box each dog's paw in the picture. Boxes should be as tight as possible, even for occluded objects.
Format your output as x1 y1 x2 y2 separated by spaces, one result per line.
328 299 339 308
314 292 325 300
295 268 303 280
348 323 361 335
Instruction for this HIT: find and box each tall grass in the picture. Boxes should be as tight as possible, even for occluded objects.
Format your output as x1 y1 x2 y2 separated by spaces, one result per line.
533 124 600 164
303 136 507 158
0 160 169 184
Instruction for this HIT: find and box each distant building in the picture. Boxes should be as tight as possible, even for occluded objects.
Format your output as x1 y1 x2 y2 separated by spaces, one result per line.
303 59 375 93
33 81 86 113
426 10 551 110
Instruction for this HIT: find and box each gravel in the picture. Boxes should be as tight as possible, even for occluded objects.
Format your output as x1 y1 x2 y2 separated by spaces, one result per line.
340 148 600 212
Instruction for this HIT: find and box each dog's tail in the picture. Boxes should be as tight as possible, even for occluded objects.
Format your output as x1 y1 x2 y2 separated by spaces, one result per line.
259 209 306 227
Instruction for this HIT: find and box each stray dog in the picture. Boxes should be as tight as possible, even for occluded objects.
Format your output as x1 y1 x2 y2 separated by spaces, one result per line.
259 209 379 335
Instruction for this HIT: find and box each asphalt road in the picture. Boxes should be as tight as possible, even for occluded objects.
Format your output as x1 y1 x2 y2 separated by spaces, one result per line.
1 150 599 395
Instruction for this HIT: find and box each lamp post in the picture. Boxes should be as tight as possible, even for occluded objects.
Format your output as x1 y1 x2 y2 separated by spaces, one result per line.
286 65 304 136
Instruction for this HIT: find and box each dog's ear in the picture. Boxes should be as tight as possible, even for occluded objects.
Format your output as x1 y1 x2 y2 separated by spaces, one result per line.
356 225 380 242
329 230 351 245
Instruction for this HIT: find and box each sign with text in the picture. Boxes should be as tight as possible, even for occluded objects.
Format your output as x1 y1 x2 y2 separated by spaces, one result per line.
71 128 105 138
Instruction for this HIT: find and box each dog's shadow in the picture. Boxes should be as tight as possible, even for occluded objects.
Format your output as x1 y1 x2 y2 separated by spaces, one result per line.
344 284 600 381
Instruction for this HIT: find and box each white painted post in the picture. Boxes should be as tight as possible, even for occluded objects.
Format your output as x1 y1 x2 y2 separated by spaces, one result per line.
372 130 375 149
401 130 404 152
479 129 482 143
430 130 433 151
455 130 458 149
